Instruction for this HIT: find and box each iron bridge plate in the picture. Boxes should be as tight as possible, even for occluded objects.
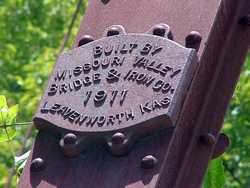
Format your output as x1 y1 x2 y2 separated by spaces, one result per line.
33 34 197 136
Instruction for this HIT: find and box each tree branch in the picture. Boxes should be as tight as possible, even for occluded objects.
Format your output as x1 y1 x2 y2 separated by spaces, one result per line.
223 159 243 186
59 0 84 54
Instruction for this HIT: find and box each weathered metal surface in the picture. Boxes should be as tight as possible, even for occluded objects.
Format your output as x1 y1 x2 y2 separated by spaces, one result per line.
157 0 250 187
34 33 197 136
18 129 229 188
33 30 197 157
19 0 221 187
18 129 174 188
211 133 230 159
75 0 221 57
18 0 250 187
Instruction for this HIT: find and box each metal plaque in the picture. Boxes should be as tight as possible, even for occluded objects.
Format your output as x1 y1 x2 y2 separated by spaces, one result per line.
33 34 197 136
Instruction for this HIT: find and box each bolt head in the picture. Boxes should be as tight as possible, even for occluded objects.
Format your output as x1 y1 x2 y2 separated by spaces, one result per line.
141 155 158 169
63 133 77 145
153 25 166 37
111 132 125 145
101 0 109 4
200 133 216 146
185 31 202 49
239 15 250 26
107 27 120 36
78 35 94 47
30 158 45 172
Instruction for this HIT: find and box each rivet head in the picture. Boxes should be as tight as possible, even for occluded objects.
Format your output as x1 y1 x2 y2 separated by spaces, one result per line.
101 0 109 4
141 155 158 169
63 133 77 145
30 158 45 172
200 133 216 146
185 31 202 50
153 25 166 37
239 15 250 26
78 35 94 47
107 27 120 36
111 132 125 145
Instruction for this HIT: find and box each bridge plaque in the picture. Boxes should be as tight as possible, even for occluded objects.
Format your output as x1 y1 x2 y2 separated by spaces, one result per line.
33 32 198 142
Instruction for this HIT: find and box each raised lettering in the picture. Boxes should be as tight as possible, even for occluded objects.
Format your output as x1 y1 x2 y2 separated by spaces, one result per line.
93 45 102 58
141 43 152 55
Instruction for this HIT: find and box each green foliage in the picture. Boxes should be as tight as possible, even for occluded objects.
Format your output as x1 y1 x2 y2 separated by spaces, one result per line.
0 95 18 142
0 0 87 122
222 54 250 188
203 158 225 188
14 150 30 176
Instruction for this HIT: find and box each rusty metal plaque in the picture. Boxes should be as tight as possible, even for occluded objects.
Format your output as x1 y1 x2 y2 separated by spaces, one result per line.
33 34 197 136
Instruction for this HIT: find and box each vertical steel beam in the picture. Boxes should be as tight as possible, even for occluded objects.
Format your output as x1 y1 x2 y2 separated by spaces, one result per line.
157 0 250 187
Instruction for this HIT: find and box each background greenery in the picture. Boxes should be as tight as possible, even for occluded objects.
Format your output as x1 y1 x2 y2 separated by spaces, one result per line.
0 0 249 187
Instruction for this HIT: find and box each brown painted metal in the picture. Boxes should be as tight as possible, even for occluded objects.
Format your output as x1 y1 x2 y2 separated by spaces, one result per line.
34 33 197 135
211 133 230 159
18 128 174 188
75 0 221 56
33 30 198 157
18 0 250 188
157 0 250 187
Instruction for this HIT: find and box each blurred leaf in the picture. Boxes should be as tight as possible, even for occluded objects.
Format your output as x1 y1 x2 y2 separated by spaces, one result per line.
203 158 225 188
0 95 7 109
0 96 18 142
0 95 8 124
15 150 30 176
6 105 18 125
